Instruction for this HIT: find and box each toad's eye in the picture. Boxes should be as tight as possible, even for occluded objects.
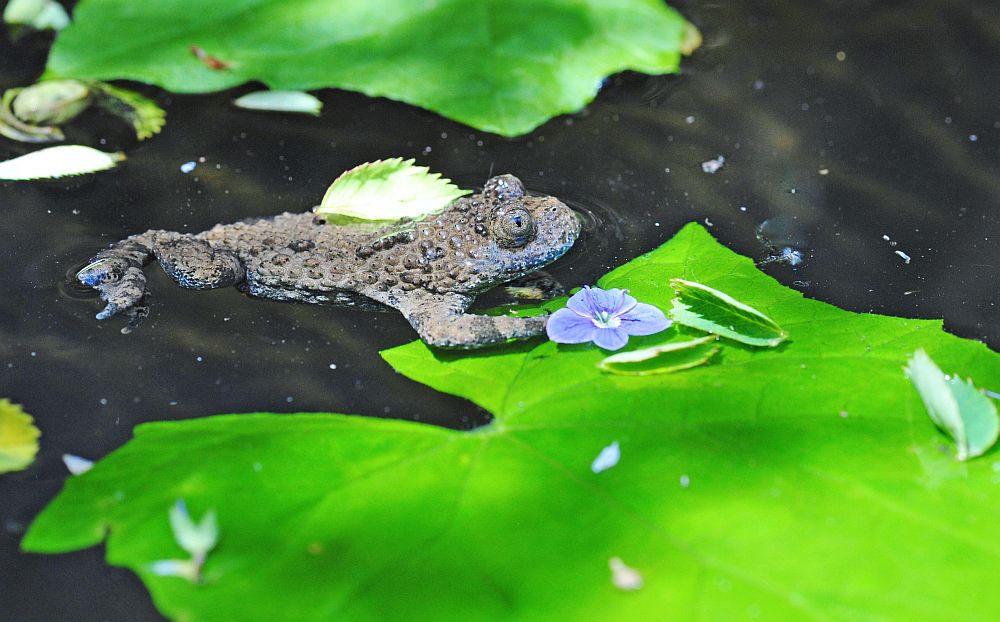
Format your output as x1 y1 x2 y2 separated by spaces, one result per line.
492 208 536 248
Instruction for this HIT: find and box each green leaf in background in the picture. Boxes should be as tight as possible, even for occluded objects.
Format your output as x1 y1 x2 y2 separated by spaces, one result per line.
905 348 999 460
233 90 323 116
42 0 699 136
669 277 789 346
0 399 40 473
314 158 469 222
23 224 1000 621
598 334 720 376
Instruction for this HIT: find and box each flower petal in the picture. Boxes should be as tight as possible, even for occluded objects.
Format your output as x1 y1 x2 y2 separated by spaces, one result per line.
620 303 672 336
593 327 630 350
546 308 598 343
566 287 597 316
586 287 630 315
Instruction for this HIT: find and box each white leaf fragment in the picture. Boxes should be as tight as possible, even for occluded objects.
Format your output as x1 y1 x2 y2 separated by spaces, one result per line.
591 441 621 473
61 453 94 475
3 0 70 30
314 158 470 222
609 557 644 591
904 349 999 461
598 334 719 376
0 145 124 180
233 90 323 116
169 500 219 560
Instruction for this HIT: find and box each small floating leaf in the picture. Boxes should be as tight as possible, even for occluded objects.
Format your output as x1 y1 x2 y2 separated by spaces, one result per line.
0 145 124 180
598 334 720 376
314 158 470 222
0 89 64 143
3 0 69 30
0 399 40 474
668 278 788 347
233 90 322 116
91 83 166 140
905 349 999 461
11 80 91 125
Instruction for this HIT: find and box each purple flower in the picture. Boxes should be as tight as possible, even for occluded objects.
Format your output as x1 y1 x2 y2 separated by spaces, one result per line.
546 286 672 351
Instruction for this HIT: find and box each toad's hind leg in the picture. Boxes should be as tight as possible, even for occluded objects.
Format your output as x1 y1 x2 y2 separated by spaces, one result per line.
155 238 245 290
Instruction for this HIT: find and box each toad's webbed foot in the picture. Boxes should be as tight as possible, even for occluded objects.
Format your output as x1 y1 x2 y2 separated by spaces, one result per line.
77 239 154 333
396 292 548 349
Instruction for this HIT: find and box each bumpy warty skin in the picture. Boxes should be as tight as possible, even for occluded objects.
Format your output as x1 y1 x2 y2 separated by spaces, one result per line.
76 174 581 349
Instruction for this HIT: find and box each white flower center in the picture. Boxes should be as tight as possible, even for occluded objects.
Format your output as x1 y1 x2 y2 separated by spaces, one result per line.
591 311 621 329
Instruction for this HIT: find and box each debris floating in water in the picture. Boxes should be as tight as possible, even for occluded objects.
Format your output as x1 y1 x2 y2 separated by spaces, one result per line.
609 557 644 591
591 441 621 473
61 453 94 475
701 155 725 174
895 250 912 264
180 161 197 173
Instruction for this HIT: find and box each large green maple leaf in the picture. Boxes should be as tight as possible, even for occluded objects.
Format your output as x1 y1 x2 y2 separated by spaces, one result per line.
23 224 1000 621
43 0 697 136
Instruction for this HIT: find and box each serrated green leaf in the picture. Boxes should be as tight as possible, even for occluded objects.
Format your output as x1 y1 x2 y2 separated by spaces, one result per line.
598 334 719 376
0 399 40 474
0 145 124 180
22 224 1000 621
668 278 788 346
91 83 166 140
905 348 999 460
314 158 470 222
41 0 698 136
233 90 322 116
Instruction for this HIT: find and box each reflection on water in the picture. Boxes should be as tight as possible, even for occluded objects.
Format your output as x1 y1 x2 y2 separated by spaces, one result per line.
1 0 998 619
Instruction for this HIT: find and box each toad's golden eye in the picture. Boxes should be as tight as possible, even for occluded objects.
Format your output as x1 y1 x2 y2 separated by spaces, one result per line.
492 208 536 248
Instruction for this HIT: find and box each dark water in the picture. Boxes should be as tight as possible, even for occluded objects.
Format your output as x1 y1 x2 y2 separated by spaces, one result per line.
1 1 998 620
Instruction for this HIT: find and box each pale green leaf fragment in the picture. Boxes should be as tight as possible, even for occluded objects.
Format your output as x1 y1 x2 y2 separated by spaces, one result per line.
233 90 323 116
905 348 999 461
3 0 69 30
0 399 40 474
599 335 720 376
668 278 788 347
314 158 470 222
0 145 124 180
168 500 219 560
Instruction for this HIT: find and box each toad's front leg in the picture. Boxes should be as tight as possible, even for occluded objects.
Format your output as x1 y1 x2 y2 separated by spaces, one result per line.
393 291 547 349
78 231 244 333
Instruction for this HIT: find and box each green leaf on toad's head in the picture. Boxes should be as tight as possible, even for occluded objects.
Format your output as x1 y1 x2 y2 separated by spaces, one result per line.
0 145 124 180
22 224 1000 621
40 0 698 136
314 158 470 223
598 334 720 376
668 278 789 346
0 399 40 474
905 348 999 461
233 90 323 116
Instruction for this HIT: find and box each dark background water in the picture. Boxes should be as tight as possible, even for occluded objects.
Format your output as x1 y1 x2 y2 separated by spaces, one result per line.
1 1 998 620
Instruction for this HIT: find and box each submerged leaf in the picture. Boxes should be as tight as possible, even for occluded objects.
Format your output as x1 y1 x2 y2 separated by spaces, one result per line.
598 335 720 376
23 224 1000 621
0 145 124 180
905 348 999 460
233 90 322 116
11 80 91 125
0 89 64 143
668 278 788 346
314 158 470 222
0 399 40 474
42 0 698 136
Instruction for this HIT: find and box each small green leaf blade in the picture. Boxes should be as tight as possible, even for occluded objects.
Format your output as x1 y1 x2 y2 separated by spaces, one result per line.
314 158 470 222
905 348 999 460
598 335 719 376
0 145 124 180
91 83 166 140
668 278 788 346
0 399 40 473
